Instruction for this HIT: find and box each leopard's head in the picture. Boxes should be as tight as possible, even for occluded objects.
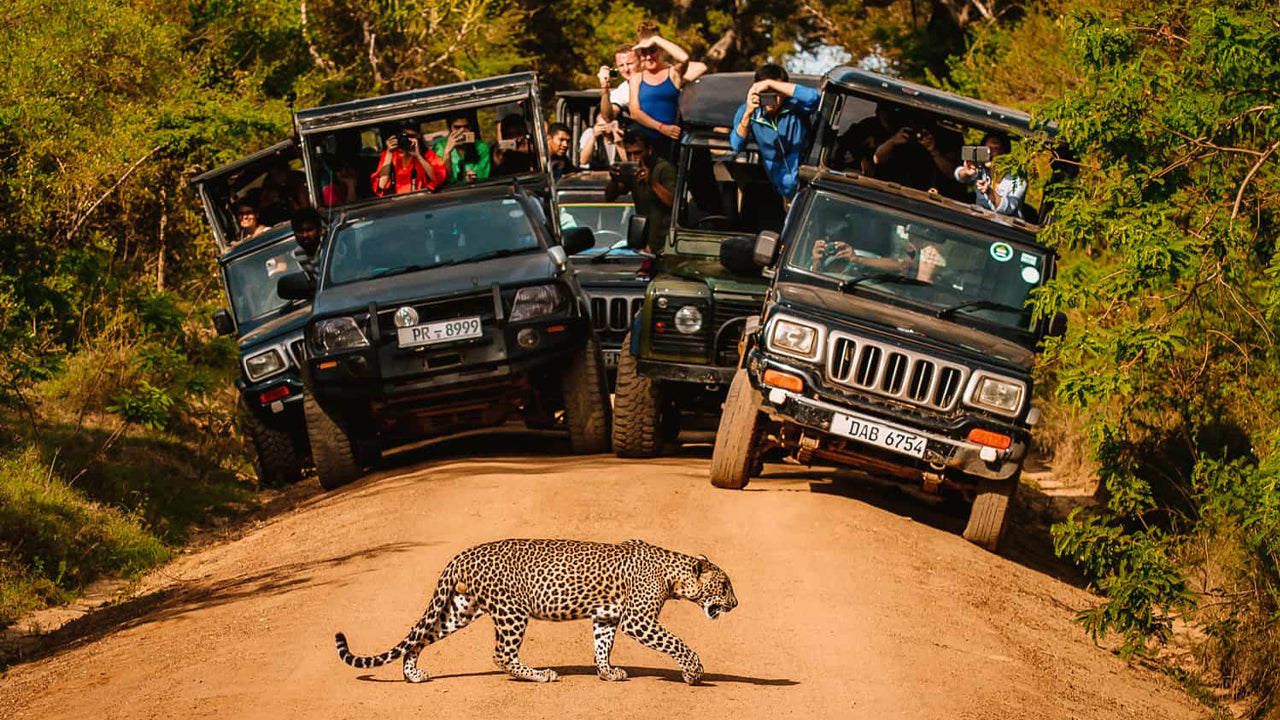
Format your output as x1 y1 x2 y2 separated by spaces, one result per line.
675 554 738 621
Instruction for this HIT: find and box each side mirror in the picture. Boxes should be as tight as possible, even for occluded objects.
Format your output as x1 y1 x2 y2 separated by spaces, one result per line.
719 236 758 276
211 309 235 337
1046 311 1068 338
626 215 649 251
753 230 780 268
277 272 313 302
562 226 596 256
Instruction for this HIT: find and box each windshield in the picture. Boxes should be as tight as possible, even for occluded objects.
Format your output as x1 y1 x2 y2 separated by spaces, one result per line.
785 191 1047 332
560 203 635 254
225 239 304 324
678 146 786 234
326 197 542 285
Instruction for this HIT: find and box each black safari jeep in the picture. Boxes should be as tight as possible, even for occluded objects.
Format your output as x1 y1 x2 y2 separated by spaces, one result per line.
191 140 312 485
710 67 1067 550
280 73 611 489
552 90 649 379
611 72 818 457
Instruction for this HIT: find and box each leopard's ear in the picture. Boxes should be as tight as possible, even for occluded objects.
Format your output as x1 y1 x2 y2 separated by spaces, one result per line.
693 554 709 575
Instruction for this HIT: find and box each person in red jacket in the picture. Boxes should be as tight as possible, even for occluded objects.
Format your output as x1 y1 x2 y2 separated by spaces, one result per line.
371 126 445 196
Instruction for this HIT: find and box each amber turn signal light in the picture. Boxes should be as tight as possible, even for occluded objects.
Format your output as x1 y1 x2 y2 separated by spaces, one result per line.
967 428 1012 449
762 369 804 393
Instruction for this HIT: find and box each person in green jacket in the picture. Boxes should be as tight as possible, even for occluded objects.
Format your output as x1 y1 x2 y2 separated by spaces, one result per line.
431 112 491 185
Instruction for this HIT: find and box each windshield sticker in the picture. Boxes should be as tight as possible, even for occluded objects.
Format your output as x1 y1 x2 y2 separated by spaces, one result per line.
1020 252 1038 266
990 242 1014 262
1021 266 1041 284
502 199 517 205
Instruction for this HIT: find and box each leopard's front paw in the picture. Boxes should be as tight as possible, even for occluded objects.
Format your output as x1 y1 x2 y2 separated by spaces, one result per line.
598 667 628 682
681 662 704 686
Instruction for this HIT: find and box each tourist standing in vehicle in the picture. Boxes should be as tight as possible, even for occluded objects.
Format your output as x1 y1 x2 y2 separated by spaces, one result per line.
729 64 820 200
492 114 535 177
628 21 706 158
598 45 638 123
290 207 325 280
547 122 577 180
432 113 492 185
604 128 676 253
579 115 627 169
954 131 1026 216
372 126 445 197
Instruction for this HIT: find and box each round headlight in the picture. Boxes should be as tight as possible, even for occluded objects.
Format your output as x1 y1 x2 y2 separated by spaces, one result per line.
674 305 703 335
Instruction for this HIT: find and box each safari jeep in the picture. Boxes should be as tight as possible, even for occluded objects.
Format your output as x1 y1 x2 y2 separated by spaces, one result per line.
611 72 817 457
709 67 1067 551
192 140 312 486
280 73 611 489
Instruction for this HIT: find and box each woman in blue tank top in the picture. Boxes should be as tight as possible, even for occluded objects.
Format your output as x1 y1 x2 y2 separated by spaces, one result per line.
628 22 707 155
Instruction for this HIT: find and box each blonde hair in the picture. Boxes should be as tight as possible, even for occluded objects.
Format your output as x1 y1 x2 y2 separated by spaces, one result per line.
636 19 660 40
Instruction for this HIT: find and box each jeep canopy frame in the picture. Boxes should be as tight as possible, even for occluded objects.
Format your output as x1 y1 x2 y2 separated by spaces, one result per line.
190 140 300 254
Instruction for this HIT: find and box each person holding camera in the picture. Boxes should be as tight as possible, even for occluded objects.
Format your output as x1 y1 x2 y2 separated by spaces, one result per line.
430 113 492 185
371 125 445 197
579 115 627 170
954 131 1025 216
605 128 676 253
597 44 638 123
492 114 535 177
730 63 820 199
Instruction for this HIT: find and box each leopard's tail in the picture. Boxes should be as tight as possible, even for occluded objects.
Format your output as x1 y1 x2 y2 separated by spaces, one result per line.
334 560 458 669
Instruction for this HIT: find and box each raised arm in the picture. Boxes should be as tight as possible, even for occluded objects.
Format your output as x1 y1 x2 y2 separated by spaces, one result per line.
637 35 697 88
597 65 618 122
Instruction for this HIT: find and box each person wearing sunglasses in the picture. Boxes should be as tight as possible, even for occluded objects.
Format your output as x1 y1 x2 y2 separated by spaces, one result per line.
628 20 706 158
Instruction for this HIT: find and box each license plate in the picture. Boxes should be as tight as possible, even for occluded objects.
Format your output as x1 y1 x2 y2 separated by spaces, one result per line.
397 316 483 348
829 412 927 458
602 350 619 368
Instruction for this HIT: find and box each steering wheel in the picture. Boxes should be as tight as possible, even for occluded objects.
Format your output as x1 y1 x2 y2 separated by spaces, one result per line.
693 215 733 230
593 230 625 245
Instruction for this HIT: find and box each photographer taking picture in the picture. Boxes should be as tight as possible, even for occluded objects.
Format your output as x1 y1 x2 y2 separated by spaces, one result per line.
605 128 675 254
954 131 1025 216
371 124 445 197
729 63 820 199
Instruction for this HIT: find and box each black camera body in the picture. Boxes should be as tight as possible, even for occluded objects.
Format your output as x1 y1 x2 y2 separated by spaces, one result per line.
961 145 992 165
758 91 780 108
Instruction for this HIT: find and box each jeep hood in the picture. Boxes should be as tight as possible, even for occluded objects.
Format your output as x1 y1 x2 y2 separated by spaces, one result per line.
775 281 1035 370
239 305 310 350
313 251 557 316
658 255 767 296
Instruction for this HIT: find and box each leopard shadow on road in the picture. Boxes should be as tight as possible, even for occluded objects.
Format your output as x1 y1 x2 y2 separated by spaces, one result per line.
357 665 798 686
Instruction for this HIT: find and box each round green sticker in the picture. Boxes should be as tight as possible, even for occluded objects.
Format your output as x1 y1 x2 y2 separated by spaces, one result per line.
990 242 1014 262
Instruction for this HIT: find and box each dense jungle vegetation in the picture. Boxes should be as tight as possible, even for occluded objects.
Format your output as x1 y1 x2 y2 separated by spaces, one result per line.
1 0 1277 714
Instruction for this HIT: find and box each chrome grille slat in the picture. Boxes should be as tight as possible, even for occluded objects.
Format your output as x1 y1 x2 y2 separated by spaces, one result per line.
825 330 970 412
587 292 644 333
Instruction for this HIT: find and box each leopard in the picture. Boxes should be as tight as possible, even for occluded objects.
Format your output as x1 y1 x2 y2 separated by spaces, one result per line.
334 538 738 685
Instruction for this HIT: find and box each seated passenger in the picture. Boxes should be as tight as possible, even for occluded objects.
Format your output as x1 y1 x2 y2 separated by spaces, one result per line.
290 207 325 280
233 196 269 243
492 115 535 176
729 63 820 199
579 116 627 170
320 159 359 206
371 124 446 196
604 128 676 254
954 131 1026 216
546 122 577 180
256 185 290 227
431 113 491 184
262 161 309 214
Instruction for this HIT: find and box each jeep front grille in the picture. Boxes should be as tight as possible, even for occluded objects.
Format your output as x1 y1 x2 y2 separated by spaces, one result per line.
589 294 644 332
827 331 968 411
288 338 307 367
711 295 762 366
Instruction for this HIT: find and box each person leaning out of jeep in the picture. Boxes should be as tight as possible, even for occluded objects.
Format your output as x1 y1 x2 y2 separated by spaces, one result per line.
729 63 820 200
371 123 446 197
604 127 676 254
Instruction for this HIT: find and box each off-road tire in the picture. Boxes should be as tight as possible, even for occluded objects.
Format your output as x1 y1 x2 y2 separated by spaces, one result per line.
963 475 1018 551
710 368 762 489
612 331 662 458
304 393 362 491
563 336 611 454
239 398 304 487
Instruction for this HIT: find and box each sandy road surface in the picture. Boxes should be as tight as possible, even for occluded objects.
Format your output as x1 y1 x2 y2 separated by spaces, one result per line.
1 433 1205 720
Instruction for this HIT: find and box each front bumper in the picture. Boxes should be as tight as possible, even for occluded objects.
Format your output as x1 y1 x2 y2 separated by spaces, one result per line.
751 358 1027 482
638 358 736 385
237 374 306 419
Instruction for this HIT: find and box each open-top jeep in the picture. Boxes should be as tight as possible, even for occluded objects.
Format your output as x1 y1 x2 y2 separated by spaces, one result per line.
611 72 818 457
710 67 1067 550
192 140 312 485
280 73 611 489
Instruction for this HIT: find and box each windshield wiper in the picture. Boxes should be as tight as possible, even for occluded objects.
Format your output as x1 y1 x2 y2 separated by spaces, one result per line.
839 273 932 293
363 263 438 280
936 300 1028 320
450 246 540 266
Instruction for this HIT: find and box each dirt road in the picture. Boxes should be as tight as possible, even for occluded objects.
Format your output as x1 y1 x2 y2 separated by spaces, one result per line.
1 433 1205 719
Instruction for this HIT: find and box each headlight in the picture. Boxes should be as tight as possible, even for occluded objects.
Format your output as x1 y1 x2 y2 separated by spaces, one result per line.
314 317 369 352
244 348 286 381
674 305 703 335
770 318 819 357
967 374 1025 415
509 284 566 322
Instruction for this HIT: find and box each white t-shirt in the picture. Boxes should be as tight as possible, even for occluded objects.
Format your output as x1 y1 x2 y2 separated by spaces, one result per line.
610 83 629 110
579 129 621 164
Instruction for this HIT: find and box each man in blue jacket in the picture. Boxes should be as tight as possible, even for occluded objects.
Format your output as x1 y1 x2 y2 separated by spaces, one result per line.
729 64 821 200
